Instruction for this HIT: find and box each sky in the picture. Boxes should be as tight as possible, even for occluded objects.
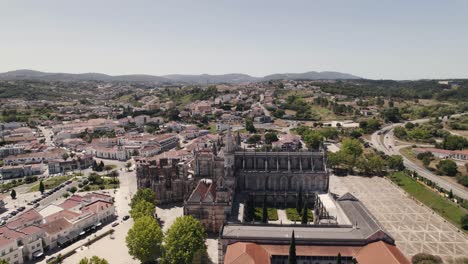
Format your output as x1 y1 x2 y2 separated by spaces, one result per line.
1 0 467 80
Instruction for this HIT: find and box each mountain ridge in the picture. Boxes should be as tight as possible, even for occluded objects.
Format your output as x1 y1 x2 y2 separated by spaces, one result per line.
0 69 361 83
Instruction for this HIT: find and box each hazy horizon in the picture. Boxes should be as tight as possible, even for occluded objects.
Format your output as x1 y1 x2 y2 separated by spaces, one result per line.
1 0 467 80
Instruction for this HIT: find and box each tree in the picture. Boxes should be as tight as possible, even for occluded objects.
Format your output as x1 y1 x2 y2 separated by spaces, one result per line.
103 165 113 176
131 188 157 208
296 188 303 214
244 196 255 222
10 189 16 199
337 253 342 264
301 198 308 224
341 138 363 159
79 256 109 264
109 170 119 184
69 186 77 193
247 134 261 145
393 126 407 139
341 138 363 172
264 132 279 144
125 161 132 171
99 161 105 171
92 160 98 171
126 215 163 263
163 216 207 264
368 155 385 175
0 259 7 264
462 214 468 231
39 180 45 194
288 231 296 264
422 156 432 167
262 195 268 223
436 160 458 176
245 118 256 133
388 155 404 171
130 200 155 220
304 131 323 150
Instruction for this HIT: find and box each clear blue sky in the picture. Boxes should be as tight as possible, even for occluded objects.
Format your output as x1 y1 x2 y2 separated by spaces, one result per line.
1 0 467 79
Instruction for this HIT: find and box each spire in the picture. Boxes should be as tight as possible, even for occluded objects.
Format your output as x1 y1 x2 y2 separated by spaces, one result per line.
225 126 235 153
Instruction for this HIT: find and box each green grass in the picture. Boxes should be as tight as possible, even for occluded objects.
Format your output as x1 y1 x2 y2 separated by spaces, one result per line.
84 178 119 191
29 175 73 192
254 207 278 221
388 172 467 230
285 208 314 222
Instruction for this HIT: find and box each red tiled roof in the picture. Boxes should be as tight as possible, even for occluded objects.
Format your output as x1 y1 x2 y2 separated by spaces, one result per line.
224 242 271 264
45 209 80 222
80 200 113 215
41 218 72 235
355 241 410 264
7 209 43 230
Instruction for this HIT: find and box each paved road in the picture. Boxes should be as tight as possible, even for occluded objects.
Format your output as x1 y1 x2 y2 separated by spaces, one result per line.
369 115 468 200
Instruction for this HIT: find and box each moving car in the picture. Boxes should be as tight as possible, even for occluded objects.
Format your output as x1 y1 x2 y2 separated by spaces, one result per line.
111 222 119 227
123 215 130 221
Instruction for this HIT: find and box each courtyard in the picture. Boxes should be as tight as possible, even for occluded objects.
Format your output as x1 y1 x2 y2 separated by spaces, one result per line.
329 175 468 262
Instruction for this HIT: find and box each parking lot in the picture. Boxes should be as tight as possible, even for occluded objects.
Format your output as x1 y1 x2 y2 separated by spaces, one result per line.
329 175 468 262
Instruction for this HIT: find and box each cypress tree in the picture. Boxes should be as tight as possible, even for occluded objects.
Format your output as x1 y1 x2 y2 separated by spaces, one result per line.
296 188 303 214
39 181 45 194
288 231 296 264
262 194 268 223
245 196 254 222
301 198 308 224
337 253 342 264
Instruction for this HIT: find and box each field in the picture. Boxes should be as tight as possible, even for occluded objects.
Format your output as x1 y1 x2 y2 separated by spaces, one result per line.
388 172 467 230
30 175 74 192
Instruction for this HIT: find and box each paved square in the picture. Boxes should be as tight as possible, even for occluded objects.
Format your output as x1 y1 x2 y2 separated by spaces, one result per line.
330 175 468 262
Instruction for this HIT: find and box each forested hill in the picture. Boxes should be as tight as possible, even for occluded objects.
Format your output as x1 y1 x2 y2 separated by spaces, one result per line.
318 80 468 101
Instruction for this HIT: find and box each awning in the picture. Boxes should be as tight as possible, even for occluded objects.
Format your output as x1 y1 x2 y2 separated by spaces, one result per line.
33 251 44 258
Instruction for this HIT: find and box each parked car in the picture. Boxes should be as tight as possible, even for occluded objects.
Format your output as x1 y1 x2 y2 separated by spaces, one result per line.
123 215 130 221
17 207 25 211
10 211 18 216
111 222 119 227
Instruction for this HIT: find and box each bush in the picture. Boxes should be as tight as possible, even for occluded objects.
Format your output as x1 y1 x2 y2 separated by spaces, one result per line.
462 214 468 231
436 159 458 176
456 174 468 187
83 185 91 191
411 253 443 264
69 186 77 193
417 151 434 160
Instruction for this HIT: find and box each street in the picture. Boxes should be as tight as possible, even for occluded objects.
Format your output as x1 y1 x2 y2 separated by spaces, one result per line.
369 116 468 200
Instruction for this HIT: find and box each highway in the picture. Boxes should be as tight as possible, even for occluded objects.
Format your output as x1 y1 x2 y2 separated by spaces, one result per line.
369 115 468 200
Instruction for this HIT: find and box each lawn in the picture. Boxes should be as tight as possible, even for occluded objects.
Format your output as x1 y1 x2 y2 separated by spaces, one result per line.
82 178 119 192
388 172 467 230
30 175 74 192
254 207 278 221
285 208 314 222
